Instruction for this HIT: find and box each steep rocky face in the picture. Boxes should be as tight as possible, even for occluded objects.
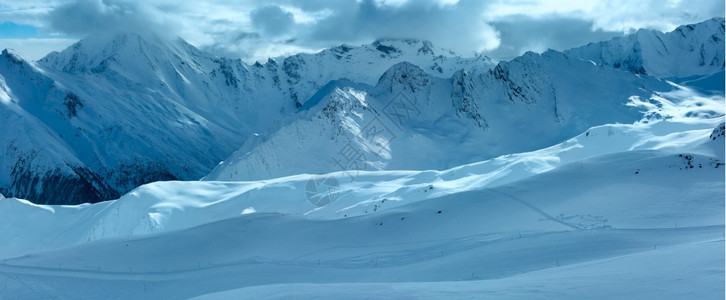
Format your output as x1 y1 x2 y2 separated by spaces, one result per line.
4 160 116 205
710 122 725 141
450 70 488 130
707 122 726 159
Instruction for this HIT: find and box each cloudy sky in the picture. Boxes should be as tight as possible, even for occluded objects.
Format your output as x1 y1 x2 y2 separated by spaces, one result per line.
1 0 724 62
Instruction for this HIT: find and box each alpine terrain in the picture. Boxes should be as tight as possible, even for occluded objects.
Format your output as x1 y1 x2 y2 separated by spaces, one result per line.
0 17 723 299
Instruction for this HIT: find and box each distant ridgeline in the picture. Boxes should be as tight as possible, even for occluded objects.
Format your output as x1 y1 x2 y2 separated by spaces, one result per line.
0 18 723 204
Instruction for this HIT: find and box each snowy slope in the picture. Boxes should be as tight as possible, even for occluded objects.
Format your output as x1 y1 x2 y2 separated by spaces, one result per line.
1 86 722 258
0 52 118 204
0 102 722 298
0 33 492 204
193 239 722 300
565 17 725 78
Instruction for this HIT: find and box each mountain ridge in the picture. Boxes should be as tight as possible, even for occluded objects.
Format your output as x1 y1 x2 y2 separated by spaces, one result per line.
0 31 496 204
0 18 723 204
565 17 725 78
205 48 675 181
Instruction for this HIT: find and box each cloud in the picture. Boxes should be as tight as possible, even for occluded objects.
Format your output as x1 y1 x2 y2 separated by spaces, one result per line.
587 0 726 32
487 0 725 33
45 0 181 38
0 0 65 27
200 0 501 61
196 0 724 62
301 0 500 54
485 15 624 59
250 6 296 36
2 0 724 63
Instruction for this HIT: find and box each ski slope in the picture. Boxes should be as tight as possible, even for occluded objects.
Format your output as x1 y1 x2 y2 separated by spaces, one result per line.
0 87 722 299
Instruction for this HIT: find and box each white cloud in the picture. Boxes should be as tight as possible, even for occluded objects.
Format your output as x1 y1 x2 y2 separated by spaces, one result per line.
250 6 296 36
45 0 182 38
0 0 723 62
486 15 625 59
588 0 725 32
488 0 724 33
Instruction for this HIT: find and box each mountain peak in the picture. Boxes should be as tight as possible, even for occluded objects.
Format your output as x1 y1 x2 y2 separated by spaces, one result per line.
0 49 35 73
372 38 426 45
371 38 432 49
369 38 445 57
385 61 429 73
375 61 431 93
1 48 28 63
0 48 41 76
38 31 209 74
677 17 725 31
565 17 725 78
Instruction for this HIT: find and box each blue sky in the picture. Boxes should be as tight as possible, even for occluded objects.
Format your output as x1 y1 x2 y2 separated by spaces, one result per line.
0 22 42 39
1 0 724 62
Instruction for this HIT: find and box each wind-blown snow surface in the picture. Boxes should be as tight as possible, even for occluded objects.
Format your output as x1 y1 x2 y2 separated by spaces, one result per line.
0 90 722 298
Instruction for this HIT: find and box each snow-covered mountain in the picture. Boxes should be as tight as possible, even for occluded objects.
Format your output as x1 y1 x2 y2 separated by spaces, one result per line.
206 18 724 182
0 17 723 299
279 39 494 107
205 51 674 180
0 91 722 298
0 18 722 204
565 17 724 79
0 34 493 204
0 67 116 204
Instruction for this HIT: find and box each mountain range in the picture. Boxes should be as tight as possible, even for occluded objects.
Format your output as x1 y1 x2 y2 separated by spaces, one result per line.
0 18 723 204
0 17 723 298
